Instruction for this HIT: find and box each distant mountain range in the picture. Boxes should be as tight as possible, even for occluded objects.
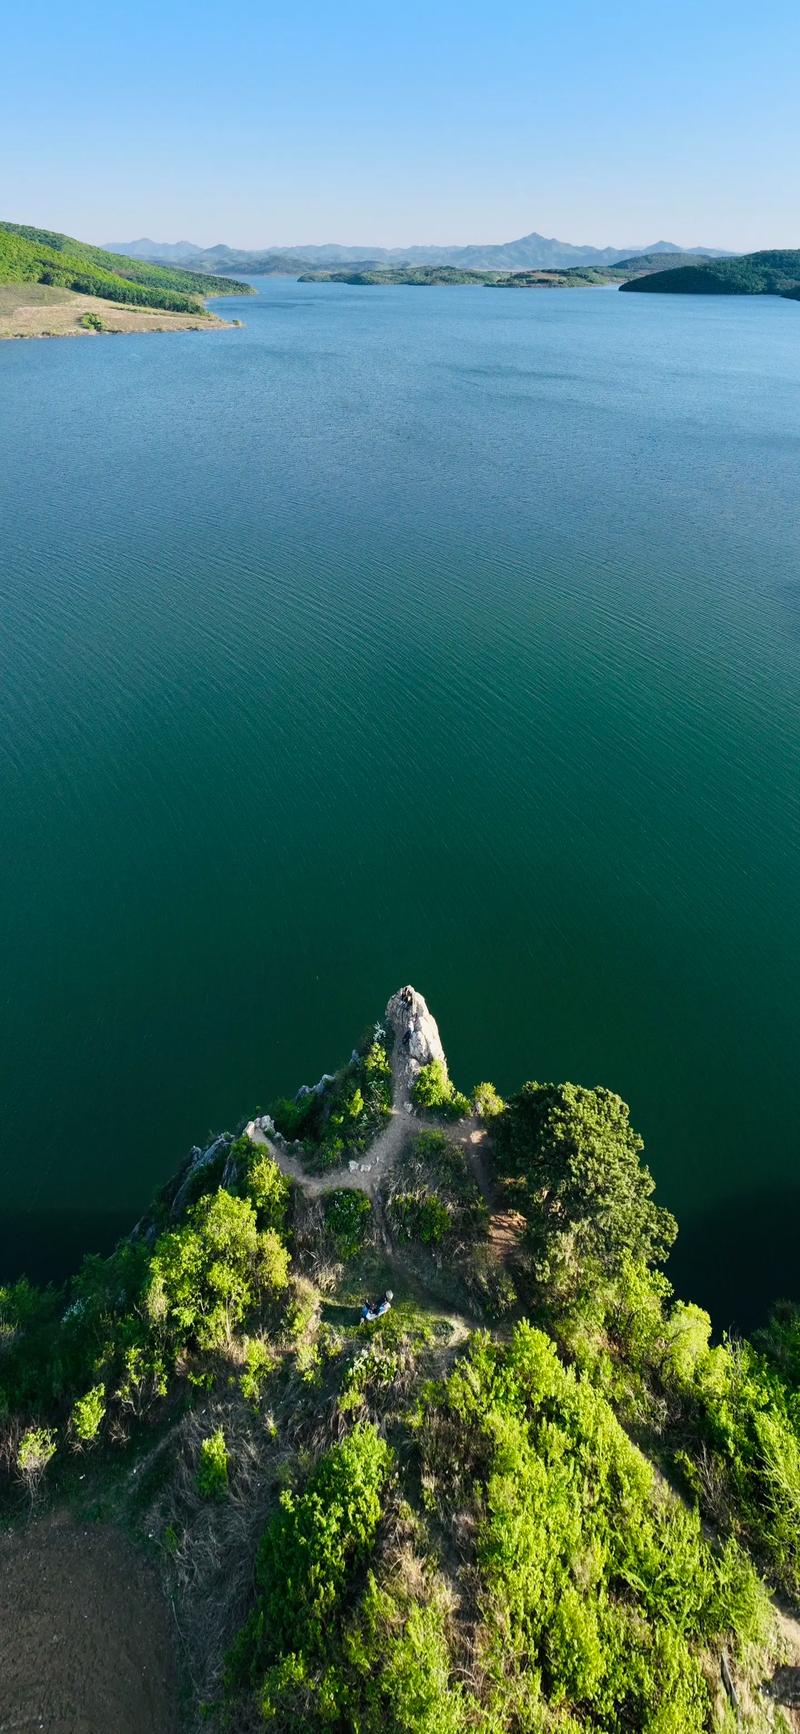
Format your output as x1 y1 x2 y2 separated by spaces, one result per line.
105 232 731 275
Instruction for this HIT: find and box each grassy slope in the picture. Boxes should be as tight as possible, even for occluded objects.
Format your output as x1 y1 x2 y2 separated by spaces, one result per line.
0 222 254 313
621 248 800 297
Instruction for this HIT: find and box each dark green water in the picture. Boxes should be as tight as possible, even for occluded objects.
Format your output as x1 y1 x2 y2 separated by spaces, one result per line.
1 279 799 1326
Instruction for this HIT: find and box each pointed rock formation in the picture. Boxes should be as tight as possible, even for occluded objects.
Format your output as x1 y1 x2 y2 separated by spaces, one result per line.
385 984 447 1097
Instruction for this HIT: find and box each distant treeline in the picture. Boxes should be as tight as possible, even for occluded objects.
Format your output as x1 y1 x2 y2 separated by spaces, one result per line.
297 253 726 290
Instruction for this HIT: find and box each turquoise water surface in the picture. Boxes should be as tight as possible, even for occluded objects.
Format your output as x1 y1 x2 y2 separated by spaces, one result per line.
1 278 798 1324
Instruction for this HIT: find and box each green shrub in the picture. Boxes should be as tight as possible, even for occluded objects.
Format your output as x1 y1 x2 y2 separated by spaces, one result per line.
472 1081 505 1118
240 1336 277 1405
392 1192 451 1245
323 1189 372 1260
230 1422 391 1694
755 1300 800 1386
412 1061 469 1119
70 1383 105 1447
360 1040 392 1114
344 1574 467 1733
239 1144 291 1233
79 310 105 330
16 1425 57 1497
197 1428 229 1498
270 1093 322 1142
283 1275 320 1341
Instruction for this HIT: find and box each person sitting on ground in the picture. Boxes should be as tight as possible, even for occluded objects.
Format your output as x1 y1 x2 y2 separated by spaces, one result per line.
361 1289 393 1323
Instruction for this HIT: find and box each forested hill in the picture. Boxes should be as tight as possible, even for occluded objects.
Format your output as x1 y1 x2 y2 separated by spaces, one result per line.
621 248 800 299
3 985 800 1732
0 222 254 313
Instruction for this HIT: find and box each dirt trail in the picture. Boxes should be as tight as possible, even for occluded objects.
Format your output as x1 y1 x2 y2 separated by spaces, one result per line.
246 986 525 1289
245 1004 425 1199
460 1126 527 1267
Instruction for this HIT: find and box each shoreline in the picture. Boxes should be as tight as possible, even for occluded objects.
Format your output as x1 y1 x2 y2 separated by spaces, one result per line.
0 283 242 340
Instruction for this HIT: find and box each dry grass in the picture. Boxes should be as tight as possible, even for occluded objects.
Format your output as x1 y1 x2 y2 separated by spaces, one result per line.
0 285 236 339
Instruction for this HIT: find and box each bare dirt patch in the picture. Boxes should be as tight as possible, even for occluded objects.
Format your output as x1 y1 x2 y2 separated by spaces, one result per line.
0 1511 179 1734
0 285 235 339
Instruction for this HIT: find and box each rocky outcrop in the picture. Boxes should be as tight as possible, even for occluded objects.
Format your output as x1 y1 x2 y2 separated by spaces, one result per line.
385 985 448 1101
170 1134 231 1221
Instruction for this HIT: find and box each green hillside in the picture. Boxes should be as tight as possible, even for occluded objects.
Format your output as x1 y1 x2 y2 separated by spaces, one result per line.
2 987 800 1732
620 248 800 298
0 221 254 312
611 250 726 272
301 254 728 290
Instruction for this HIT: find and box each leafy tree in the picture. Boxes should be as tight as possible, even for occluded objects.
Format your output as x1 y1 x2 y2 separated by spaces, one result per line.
237 1141 291 1234
145 1190 289 1350
494 1082 676 1293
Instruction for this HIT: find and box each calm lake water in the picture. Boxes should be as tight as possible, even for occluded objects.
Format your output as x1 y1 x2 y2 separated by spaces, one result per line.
1 278 799 1325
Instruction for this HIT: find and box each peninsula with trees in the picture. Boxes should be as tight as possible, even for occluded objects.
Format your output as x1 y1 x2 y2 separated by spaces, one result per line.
2 986 799 1733
0 221 254 338
620 248 800 300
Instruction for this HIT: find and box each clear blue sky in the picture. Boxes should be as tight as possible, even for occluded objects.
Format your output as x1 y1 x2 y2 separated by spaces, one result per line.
2 0 798 251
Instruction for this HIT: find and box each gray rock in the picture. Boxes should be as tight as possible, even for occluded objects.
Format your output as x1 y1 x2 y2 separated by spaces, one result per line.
385 985 448 1092
170 1133 230 1220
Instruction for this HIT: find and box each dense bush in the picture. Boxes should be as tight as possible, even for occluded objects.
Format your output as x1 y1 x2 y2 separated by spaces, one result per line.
412 1060 470 1119
342 1572 467 1733
494 1081 676 1298
270 1037 392 1169
323 1189 373 1260
555 1257 800 1600
471 1080 505 1118
0 1162 294 1470
69 1383 105 1447
229 1422 392 1716
146 1190 289 1351
392 1192 452 1245
419 1324 767 1732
